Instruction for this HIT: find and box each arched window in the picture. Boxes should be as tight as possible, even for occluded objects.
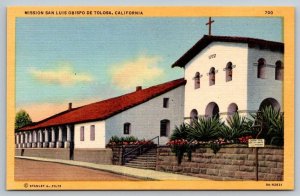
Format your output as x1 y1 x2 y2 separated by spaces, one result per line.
275 60 283 81
226 62 233 82
257 58 266 79
160 119 170 137
209 67 216 86
190 109 198 125
205 102 220 118
227 103 238 116
123 123 131 135
259 98 281 111
194 72 200 89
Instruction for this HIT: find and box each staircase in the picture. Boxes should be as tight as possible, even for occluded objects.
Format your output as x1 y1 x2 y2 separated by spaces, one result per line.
125 148 157 170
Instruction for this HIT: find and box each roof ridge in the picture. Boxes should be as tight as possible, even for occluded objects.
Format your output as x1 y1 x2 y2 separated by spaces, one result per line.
172 35 284 68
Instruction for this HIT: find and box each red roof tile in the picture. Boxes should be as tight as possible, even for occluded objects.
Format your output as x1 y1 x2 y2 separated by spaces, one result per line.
172 35 284 68
19 78 186 131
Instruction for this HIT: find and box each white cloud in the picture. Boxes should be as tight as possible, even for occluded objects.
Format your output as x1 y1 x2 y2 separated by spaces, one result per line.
109 54 164 90
29 64 93 85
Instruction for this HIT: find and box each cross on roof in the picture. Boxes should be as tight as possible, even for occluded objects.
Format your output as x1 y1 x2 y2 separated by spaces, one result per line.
206 17 215 36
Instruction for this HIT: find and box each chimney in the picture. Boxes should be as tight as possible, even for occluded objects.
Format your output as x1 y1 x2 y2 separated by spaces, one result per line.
136 86 142 91
68 102 72 110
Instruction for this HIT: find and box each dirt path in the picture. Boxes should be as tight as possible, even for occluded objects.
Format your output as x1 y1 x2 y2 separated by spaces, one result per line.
15 158 140 181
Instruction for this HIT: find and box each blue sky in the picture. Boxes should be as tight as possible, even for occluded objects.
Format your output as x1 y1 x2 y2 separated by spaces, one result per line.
16 17 282 120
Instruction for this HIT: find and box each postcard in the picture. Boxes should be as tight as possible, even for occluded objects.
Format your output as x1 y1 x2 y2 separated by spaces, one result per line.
7 6 294 190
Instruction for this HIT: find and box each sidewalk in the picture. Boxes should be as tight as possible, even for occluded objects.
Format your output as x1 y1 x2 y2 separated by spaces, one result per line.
15 156 207 181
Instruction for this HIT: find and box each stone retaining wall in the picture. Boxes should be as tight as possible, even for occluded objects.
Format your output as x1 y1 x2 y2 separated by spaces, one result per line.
15 148 113 165
156 145 283 181
73 149 112 164
15 148 70 160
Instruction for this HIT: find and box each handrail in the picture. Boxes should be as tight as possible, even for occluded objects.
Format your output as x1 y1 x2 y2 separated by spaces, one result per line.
122 136 159 165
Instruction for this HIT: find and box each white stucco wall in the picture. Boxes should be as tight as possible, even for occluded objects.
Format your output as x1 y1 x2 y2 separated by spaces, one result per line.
74 121 106 149
247 47 283 111
105 85 185 145
184 42 249 121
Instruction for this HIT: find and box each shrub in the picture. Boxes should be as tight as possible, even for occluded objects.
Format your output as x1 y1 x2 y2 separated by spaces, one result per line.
250 106 284 146
187 116 224 141
217 113 253 141
108 136 153 145
170 123 189 140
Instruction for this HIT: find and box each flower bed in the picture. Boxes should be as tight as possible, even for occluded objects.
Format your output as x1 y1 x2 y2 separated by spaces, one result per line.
166 136 254 164
107 136 154 146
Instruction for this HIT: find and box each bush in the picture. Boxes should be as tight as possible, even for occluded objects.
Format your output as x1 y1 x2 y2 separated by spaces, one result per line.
170 123 189 140
108 136 153 145
187 116 224 141
250 106 284 146
217 113 253 141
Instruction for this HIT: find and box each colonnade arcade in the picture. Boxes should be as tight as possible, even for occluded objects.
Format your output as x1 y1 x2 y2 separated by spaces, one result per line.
15 125 73 149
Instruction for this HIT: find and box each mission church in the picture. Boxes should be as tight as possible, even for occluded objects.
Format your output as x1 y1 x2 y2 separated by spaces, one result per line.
15 19 283 151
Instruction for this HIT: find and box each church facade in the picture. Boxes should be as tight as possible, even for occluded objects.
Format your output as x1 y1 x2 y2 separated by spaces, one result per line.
15 35 283 150
172 35 283 122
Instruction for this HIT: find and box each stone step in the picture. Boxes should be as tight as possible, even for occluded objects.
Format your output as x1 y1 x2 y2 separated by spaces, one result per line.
128 160 156 165
124 147 157 170
137 154 156 158
137 153 156 156
125 164 156 170
142 152 157 155
146 149 157 152
126 164 156 169
126 160 156 165
134 157 157 161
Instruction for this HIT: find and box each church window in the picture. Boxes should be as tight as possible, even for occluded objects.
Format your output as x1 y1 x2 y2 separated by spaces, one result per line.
275 61 283 81
190 109 198 125
163 98 169 108
227 103 238 116
124 123 131 135
90 125 95 141
209 67 216 86
80 126 84 141
205 102 220 118
160 119 170 137
257 58 266 79
194 72 200 89
226 62 233 82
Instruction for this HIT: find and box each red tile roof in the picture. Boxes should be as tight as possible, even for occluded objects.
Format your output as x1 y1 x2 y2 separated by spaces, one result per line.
19 78 186 131
172 35 284 68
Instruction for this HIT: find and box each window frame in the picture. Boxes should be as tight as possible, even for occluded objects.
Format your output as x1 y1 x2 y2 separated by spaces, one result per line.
226 62 233 82
163 98 169 108
90 125 95 141
194 72 200 89
80 126 85 141
123 123 131 135
275 60 283 81
209 67 216 86
160 119 170 137
257 58 267 79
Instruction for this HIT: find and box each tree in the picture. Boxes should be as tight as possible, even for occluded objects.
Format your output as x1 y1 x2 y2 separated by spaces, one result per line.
15 110 32 130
